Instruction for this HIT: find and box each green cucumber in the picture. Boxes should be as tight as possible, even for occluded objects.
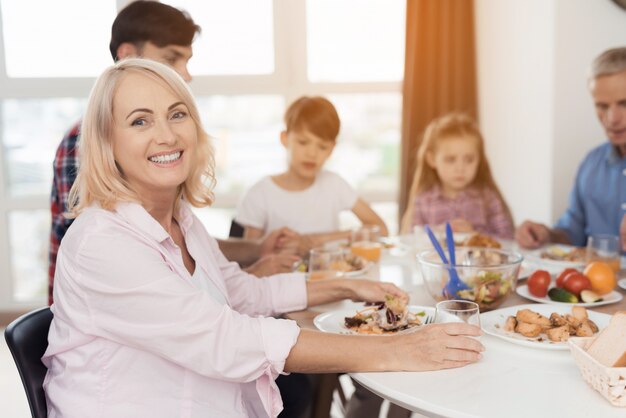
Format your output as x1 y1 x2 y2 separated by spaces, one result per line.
548 287 578 303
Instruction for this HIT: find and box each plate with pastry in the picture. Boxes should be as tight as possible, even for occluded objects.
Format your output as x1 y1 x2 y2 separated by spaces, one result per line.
481 303 610 350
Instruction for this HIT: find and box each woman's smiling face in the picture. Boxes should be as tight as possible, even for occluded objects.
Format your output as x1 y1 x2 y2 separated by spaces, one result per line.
111 71 197 201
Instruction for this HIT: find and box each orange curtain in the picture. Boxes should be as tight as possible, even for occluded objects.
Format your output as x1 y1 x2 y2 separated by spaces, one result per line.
398 0 478 221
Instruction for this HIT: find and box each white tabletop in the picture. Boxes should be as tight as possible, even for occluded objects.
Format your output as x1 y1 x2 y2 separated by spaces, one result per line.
352 335 623 418
296 239 626 417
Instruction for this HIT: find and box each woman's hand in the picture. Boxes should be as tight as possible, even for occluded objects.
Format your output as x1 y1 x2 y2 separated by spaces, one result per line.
305 279 407 307
388 322 484 371
345 280 408 305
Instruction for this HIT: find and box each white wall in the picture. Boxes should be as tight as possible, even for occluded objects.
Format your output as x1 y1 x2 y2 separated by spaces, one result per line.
475 0 626 226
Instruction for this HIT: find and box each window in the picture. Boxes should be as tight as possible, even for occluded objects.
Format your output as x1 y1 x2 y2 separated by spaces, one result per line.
306 0 405 82
1 0 115 77
0 0 405 307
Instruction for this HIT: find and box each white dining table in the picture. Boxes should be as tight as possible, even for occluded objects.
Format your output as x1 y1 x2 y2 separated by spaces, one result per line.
289 240 626 418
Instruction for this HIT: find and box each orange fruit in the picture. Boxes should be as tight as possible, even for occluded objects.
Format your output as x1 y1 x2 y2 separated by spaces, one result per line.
583 261 616 295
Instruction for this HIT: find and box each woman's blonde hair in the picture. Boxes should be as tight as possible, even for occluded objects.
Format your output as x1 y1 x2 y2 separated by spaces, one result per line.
67 58 215 217
400 113 513 233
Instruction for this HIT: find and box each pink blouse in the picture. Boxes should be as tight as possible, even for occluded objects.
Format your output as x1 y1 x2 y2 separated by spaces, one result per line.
411 186 514 239
42 202 307 418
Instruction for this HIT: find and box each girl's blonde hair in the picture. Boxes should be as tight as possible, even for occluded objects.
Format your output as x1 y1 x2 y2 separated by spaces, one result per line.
400 113 513 233
67 58 216 217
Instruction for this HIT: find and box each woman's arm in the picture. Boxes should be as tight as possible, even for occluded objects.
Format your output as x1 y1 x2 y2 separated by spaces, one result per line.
286 323 484 373
351 198 388 236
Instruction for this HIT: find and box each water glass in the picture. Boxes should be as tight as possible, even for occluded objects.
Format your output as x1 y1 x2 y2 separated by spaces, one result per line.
307 247 346 281
586 234 621 272
350 225 382 262
434 300 481 329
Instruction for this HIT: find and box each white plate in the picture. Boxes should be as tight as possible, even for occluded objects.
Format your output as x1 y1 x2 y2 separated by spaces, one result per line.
343 263 371 277
618 278 626 291
516 284 623 307
313 305 434 335
524 244 586 274
481 303 610 350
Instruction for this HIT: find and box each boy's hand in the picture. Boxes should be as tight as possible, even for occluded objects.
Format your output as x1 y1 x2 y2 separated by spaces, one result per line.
244 254 301 277
260 227 299 256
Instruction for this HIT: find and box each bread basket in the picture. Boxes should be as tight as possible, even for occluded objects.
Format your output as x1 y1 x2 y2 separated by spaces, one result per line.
568 337 626 407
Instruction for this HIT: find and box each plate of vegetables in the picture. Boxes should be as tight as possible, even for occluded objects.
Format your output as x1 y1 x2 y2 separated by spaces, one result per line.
517 268 623 307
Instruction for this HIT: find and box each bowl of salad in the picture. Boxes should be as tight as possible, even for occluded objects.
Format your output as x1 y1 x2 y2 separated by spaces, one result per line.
417 248 523 311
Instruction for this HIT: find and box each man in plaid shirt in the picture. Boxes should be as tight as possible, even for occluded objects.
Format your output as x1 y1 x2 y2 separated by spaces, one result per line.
49 1 299 305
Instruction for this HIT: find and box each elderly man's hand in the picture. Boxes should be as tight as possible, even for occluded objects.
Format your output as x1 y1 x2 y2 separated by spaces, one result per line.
515 220 551 249
619 215 626 251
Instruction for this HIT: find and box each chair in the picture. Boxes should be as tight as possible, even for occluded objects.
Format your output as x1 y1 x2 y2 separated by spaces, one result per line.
4 307 53 418
229 219 245 238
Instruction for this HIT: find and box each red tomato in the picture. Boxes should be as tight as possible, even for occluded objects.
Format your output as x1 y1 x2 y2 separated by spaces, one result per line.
528 270 551 297
563 273 592 297
556 268 578 288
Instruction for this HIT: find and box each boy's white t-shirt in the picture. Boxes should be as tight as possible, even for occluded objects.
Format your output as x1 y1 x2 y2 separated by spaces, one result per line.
235 170 359 235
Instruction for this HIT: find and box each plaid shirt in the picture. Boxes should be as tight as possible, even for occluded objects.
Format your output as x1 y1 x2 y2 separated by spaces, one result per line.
49 120 80 305
411 185 514 239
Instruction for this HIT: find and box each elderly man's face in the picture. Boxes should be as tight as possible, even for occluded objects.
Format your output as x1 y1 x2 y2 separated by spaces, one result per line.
590 69 626 154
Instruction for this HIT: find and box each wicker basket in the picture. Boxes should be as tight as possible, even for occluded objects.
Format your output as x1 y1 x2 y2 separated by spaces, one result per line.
568 337 626 407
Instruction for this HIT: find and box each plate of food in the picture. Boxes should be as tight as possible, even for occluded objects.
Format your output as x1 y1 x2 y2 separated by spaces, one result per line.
313 297 432 335
524 244 587 273
618 278 626 291
293 253 371 277
379 237 411 257
481 303 609 350
516 284 623 307
456 232 503 249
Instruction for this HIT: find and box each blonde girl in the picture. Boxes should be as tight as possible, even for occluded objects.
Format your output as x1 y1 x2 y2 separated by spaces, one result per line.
400 113 514 239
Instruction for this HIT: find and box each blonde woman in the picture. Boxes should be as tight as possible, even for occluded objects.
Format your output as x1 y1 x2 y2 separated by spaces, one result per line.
43 59 483 418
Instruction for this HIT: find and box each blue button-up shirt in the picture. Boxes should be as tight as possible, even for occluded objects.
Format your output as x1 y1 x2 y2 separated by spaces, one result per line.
555 142 626 246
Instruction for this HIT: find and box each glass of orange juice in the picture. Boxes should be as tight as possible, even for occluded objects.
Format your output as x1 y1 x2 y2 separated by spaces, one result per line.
307 247 347 281
586 234 621 273
350 225 382 263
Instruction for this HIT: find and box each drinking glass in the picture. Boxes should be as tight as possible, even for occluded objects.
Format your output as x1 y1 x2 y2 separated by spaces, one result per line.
434 300 481 330
586 234 621 273
307 247 347 281
350 225 382 262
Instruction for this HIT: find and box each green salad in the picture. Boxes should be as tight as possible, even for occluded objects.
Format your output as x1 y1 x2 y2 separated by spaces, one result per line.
456 271 511 306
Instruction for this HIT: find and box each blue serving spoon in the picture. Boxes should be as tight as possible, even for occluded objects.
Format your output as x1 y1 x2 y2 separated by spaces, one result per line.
444 222 469 297
424 224 469 299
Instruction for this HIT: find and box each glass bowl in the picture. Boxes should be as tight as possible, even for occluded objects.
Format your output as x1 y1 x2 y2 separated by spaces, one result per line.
417 248 523 312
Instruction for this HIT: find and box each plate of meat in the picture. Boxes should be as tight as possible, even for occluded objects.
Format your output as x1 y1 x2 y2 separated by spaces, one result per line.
481 303 609 350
